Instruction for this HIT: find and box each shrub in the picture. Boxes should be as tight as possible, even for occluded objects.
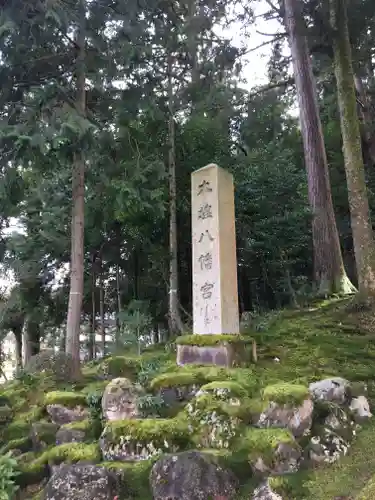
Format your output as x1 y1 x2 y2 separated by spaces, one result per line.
0 453 19 500
24 350 77 382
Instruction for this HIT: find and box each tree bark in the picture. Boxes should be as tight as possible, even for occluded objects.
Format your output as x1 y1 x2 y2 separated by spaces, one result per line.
167 53 184 336
88 268 96 360
13 327 22 372
115 263 122 349
330 0 375 301
284 0 355 296
354 75 375 167
99 268 105 357
65 0 86 375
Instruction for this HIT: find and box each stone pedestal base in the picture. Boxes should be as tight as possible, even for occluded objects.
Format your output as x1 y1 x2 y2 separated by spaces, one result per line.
176 343 238 367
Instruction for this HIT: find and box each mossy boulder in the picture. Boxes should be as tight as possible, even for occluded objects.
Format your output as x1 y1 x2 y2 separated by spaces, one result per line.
238 428 301 475
43 463 119 500
150 450 238 500
25 350 77 382
0 404 13 426
17 442 101 487
185 393 245 449
44 391 87 408
98 356 141 380
31 422 60 451
102 377 144 421
257 383 313 438
99 417 191 461
0 436 33 454
102 460 154 498
198 380 247 400
262 383 309 406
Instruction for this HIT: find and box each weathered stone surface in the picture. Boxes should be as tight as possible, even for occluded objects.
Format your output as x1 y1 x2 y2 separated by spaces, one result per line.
46 404 89 425
309 378 349 404
102 377 144 421
191 164 239 336
44 464 118 500
176 344 235 367
350 395 372 422
56 427 86 445
257 398 314 438
150 450 238 500
251 441 301 475
253 481 283 500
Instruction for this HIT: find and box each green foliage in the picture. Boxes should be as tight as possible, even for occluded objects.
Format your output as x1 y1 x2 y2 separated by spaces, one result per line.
118 300 153 354
137 393 165 417
0 453 19 500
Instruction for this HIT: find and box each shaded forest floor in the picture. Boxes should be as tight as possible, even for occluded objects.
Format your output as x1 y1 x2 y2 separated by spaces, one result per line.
2 297 375 498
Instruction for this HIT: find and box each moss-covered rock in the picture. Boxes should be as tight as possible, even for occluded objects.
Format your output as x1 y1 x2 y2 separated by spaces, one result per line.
150 450 239 500
0 436 33 454
99 356 141 380
238 428 301 475
0 404 13 425
262 382 309 406
102 377 144 421
17 442 101 487
44 391 87 408
57 419 99 442
185 393 243 449
100 417 191 461
30 421 60 450
198 380 248 399
102 459 154 498
176 334 251 346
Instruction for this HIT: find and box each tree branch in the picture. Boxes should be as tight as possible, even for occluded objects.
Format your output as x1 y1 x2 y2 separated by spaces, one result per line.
248 77 295 97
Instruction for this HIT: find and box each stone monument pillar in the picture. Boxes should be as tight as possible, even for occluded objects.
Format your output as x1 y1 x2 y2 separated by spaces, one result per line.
176 164 241 367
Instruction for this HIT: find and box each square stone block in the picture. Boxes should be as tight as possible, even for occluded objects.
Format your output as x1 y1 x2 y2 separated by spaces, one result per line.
176 343 243 367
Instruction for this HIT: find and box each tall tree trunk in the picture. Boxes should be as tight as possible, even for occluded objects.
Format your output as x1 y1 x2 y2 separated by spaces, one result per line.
354 75 375 167
88 268 96 360
167 54 184 335
115 263 122 349
22 317 32 366
13 327 22 372
99 269 105 356
330 0 375 301
284 0 355 296
66 0 86 375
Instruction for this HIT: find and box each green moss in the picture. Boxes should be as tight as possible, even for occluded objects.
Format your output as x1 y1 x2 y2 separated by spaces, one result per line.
176 334 251 346
200 380 247 398
0 436 32 454
60 418 100 439
100 356 141 379
102 416 191 450
101 460 154 497
44 390 87 408
357 476 375 500
62 419 91 432
150 371 206 390
262 382 309 405
3 419 32 441
17 442 101 487
150 365 257 395
31 421 60 446
0 404 13 424
239 428 296 465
